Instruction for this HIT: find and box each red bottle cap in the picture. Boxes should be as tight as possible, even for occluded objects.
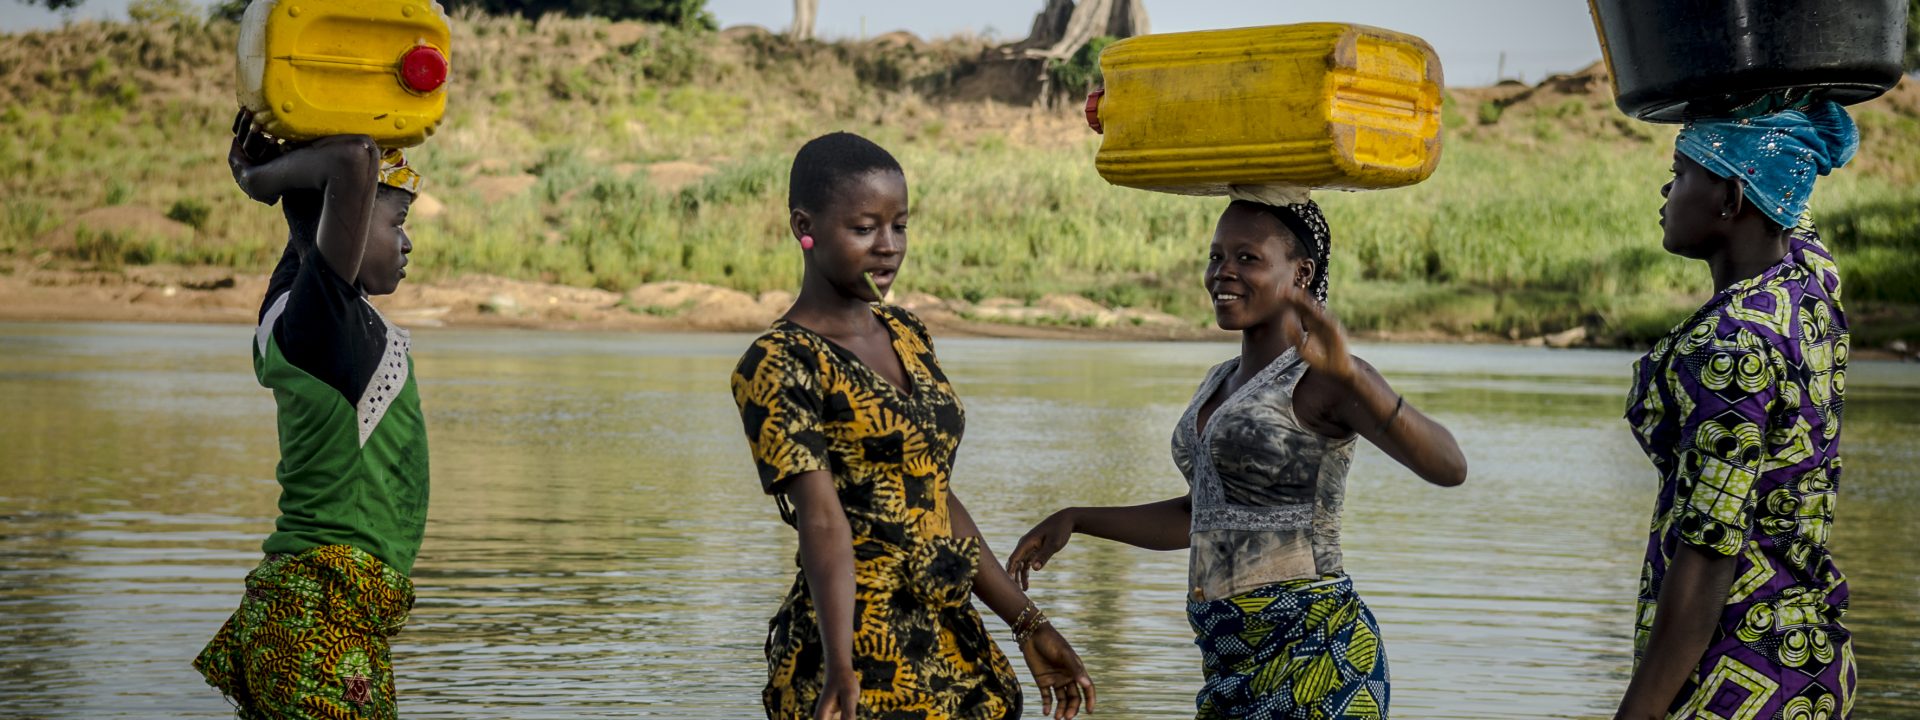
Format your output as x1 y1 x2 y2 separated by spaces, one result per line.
1085 89 1104 134
400 45 448 94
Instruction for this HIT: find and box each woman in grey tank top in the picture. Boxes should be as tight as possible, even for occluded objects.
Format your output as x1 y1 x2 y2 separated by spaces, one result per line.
1007 200 1468 720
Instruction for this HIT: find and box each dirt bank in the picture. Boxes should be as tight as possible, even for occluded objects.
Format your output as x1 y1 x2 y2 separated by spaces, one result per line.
0 261 1226 341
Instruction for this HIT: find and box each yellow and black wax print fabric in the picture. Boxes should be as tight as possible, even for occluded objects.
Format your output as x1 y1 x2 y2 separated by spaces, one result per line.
731 305 1022 720
194 545 415 720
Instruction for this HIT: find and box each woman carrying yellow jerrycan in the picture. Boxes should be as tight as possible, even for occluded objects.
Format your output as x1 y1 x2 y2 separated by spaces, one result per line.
1010 22 1466 720
197 114 430 720
195 1 448 718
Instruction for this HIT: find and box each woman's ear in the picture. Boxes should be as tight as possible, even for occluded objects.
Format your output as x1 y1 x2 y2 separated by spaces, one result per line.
789 208 811 240
1295 258 1316 289
1719 176 1746 221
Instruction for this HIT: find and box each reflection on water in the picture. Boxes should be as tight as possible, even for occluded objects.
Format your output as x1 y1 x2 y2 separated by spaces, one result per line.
1 322 1915 718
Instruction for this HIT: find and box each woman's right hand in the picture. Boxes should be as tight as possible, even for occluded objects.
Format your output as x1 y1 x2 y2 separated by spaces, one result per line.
227 110 279 206
1006 510 1075 591
814 665 861 720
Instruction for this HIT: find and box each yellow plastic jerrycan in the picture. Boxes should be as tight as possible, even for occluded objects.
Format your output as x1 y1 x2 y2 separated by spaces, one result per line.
1088 23 1443 195
236 0 452 148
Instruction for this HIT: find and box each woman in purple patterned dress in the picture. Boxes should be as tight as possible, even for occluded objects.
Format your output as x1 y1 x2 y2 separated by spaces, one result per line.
1614 100 1860 720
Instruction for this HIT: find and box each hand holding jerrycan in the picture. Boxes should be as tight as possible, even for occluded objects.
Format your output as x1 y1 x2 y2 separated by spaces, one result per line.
1087 23 1444 199
236 0 452 148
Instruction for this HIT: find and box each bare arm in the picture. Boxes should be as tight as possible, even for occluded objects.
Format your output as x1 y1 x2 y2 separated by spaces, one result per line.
1279 287 1467 486
228 114 382 286
1004 493 1191 593
1323 361 1467 487
1614 545 1738 720
1063 495 1193 551
783 471 862 720
950 493 1093 719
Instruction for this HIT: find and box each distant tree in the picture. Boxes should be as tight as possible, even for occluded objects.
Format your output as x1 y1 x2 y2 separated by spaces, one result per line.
1011 0 1146 60
790 0 815 39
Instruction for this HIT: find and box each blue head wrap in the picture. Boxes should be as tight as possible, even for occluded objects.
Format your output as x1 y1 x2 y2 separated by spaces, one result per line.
1674 101 1859 229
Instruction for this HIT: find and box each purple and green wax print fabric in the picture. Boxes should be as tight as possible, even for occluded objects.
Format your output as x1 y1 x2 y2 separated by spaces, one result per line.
1624 229 1857 719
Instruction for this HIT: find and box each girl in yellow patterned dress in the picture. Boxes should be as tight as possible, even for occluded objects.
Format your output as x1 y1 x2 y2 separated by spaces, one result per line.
731 132 1095 720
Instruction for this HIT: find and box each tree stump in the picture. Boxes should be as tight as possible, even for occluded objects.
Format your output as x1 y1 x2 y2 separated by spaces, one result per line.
950 0 1149 106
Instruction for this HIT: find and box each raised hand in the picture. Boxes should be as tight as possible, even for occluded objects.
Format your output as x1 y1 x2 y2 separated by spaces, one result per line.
1020 624 1095 719
1277 286 1361 387
227 110 280 206
1005 510 1075 591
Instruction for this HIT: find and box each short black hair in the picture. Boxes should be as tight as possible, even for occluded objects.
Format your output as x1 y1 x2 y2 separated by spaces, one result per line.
377 184 415 210
787 131 903 214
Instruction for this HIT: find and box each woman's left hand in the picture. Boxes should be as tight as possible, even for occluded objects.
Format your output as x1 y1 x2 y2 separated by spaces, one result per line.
1278 286 1361 387
1019 623 1095 719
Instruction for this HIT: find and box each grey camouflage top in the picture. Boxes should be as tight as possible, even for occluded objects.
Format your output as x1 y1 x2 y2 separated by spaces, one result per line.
1174 349 1356 601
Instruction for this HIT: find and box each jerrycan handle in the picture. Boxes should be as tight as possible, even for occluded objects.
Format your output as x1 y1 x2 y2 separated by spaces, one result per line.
1085 88 1104 134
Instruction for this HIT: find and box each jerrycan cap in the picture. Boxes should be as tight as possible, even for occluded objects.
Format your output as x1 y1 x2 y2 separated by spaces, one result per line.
400 45 449 94
1085 88 1104 134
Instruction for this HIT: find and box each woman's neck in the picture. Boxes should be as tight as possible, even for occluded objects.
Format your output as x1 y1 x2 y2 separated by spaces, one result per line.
789 275 879 338
1239 317 1297 377
1708 225 1792 293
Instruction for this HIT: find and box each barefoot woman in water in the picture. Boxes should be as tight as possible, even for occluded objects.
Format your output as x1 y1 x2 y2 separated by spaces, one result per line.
1008 199 1468 719
731 131 1095 720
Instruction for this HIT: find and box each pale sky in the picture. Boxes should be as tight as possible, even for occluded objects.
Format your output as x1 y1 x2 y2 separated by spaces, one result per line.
2 0 1606 87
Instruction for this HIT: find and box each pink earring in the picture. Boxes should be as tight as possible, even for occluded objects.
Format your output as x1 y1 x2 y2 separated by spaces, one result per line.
799 235 814 250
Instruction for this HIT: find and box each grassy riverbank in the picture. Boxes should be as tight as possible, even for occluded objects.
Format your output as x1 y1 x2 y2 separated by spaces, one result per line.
3 15 1917 346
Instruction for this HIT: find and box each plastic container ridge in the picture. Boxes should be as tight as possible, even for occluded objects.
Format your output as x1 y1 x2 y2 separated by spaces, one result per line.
1090 23 1445 196
236 0 452 147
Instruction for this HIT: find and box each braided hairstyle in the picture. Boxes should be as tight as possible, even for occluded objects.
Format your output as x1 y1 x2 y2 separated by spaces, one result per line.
788 132 904 215
1227 199 1332 306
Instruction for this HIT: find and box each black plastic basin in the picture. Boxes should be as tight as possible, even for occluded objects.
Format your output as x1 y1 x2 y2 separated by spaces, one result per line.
1589 0 1908 122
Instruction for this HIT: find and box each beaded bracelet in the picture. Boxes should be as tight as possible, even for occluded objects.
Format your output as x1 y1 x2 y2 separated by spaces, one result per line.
1010 603 1038 634
1013 606 1051 645
1006 606 1052 645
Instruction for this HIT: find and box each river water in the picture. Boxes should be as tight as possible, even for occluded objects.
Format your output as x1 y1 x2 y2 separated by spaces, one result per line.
1 321 1914 718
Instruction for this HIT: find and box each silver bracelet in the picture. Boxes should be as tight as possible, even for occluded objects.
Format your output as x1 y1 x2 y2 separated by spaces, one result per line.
1376 394 1405 434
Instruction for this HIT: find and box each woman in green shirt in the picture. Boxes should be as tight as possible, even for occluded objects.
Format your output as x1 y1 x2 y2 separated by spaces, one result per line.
194 111 429 720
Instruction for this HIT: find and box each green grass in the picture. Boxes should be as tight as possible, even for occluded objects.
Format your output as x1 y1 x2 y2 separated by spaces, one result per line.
2 16 1916 345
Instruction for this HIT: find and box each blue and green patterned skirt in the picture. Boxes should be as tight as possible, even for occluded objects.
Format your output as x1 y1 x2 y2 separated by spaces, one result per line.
1187 576 1389 720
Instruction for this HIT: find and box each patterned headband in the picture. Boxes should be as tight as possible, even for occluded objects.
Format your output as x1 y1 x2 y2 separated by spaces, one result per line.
378 148 424 195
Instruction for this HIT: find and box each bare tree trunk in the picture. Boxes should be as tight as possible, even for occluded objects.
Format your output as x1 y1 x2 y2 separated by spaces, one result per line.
950 0 1150 106
1106 0 1148 39
1013 0 1148 58
791 0 816 39
1016 0 1076 51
